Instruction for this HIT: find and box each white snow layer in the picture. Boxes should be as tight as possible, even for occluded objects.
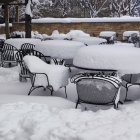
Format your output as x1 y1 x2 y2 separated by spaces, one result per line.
66 30 90 39
25 0 33 17
0 101 140 140
32 16 140 23
72 36 107 45
36 40 85 59
23 56 69 91
5 38 41 49
73 45 140 75
99 31 117 37
123 31 140 37
0 23 12 27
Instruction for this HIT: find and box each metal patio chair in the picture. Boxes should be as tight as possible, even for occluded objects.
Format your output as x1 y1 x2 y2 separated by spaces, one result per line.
23 56 67 97
1 43 18 67
15 49 50 81
71 73 122 109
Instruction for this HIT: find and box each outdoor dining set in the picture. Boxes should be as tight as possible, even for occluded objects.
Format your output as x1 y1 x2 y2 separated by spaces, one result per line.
0 30 140 109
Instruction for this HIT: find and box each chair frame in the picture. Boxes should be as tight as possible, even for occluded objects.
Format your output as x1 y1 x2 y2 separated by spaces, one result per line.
71 73 121 109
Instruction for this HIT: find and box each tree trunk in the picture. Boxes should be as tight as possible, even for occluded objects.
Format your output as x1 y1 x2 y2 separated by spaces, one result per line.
15 6 19 22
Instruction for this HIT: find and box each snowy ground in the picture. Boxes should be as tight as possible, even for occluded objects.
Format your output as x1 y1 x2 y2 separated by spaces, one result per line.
1 32 140 139
0 66 140 140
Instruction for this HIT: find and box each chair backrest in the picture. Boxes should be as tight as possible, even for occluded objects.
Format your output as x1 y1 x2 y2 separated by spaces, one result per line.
71 73 121 105
2 43 17 61
122 73 140 84
21 43 35 51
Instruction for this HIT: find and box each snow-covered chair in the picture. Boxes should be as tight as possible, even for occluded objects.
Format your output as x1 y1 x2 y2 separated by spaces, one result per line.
121 73 140 101
123 31 139 46
23 55 69 97
1 43 18 67
99 31 117 44
15 49 50 81
71 73 122 109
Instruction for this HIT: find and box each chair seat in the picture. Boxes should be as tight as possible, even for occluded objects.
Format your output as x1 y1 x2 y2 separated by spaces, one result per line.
77 79 118 104
71 73 122 109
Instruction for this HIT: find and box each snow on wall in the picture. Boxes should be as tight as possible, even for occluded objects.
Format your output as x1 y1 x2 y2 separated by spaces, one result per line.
32 16 140 23
0 24 12 27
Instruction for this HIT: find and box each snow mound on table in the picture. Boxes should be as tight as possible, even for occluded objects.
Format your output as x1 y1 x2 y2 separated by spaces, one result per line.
72 36 107 45
0 67 19 83
36 40 85 59
50 30 67 40
73 45 140 75
66 30 90 39
5 38 41 50
23 56 69 91
123 31 140 37
1 101 140 140
99 31 117 37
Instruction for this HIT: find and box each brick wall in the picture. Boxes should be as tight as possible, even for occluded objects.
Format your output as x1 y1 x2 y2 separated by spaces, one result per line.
0 26 12 34
12 22 140 40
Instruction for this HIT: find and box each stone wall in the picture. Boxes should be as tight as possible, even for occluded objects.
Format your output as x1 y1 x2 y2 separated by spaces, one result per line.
12 22 140 40
0 26 12 34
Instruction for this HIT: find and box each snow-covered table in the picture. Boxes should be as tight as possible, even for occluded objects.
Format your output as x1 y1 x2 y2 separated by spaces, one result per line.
36 40 85 59
72 37 107 45
73 45 140 75
5 38 41 49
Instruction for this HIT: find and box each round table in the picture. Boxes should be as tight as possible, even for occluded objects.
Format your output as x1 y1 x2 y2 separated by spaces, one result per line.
36 40 85 59
73 44 140 75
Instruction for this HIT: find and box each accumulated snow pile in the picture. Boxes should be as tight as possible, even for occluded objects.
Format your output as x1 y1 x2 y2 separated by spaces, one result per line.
23 56 69 91
0 34 6 40
123 31 140 37
36 40 85 59
99 31 117 37
50 30 67 40
66 30 90 39
1 101 140 140
72 36 107 45
73 45 140 75
5 38 41 50
0 67 19 83
112 42 134 47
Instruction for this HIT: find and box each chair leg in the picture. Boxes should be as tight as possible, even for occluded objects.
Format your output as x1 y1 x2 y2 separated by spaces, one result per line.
64 86 67 98
28 86 44 95
75 100 79 109
125 85 133 102
114 102 118 109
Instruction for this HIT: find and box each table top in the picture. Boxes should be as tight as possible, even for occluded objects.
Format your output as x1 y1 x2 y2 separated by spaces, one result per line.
73 44 140 75
36 40 85 59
